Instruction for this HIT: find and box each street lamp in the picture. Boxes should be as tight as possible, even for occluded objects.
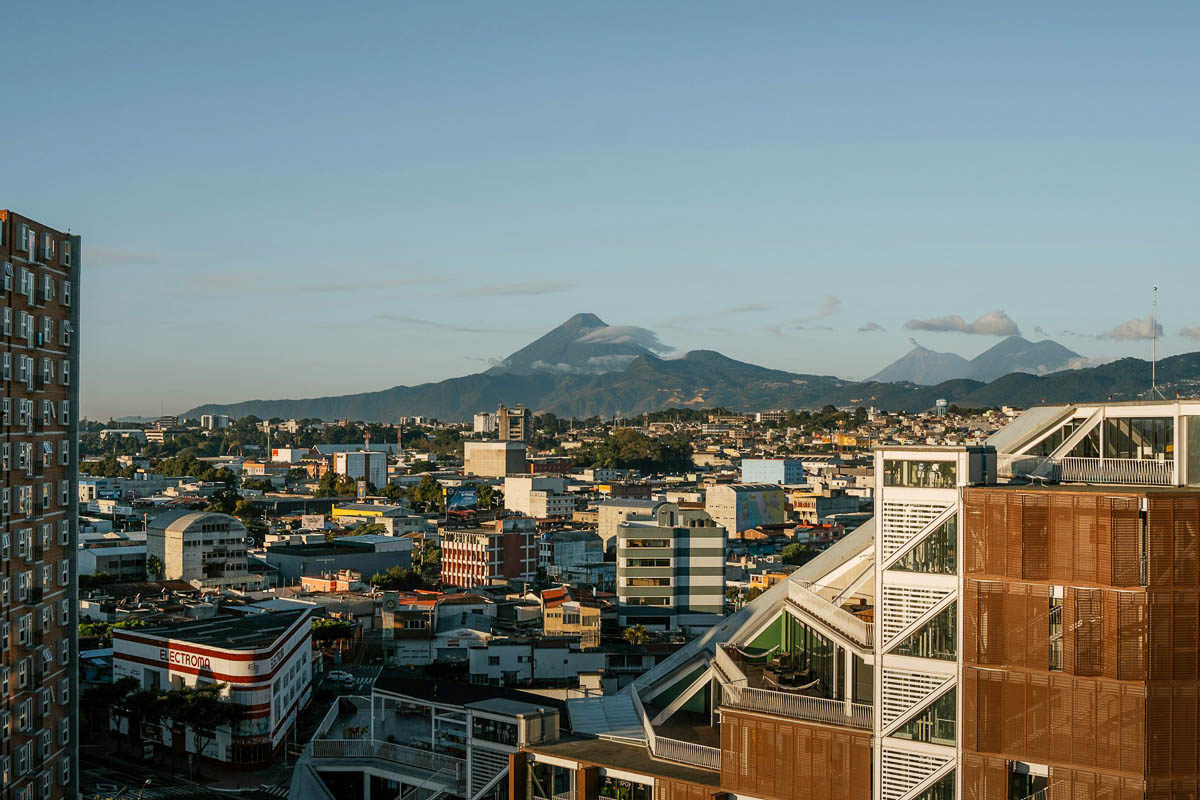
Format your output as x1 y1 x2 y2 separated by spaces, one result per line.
137 779 152 800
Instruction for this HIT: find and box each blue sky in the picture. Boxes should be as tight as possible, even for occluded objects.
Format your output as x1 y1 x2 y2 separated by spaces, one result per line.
6 2 1199 419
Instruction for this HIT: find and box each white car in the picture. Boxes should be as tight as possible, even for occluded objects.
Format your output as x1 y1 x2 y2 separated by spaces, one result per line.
327 670 355 683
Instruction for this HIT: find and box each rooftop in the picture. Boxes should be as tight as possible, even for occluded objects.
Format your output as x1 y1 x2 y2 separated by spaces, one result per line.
116 608 310 650
525 736 720 786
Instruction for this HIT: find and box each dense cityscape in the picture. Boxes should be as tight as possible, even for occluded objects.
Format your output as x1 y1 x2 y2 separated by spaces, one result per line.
7 4 1200 800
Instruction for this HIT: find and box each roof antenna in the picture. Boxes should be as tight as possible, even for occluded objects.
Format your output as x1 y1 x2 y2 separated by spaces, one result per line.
1151 284 1166 400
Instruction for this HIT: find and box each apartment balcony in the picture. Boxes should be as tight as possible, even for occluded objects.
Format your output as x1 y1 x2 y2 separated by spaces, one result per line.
722 683 873 730
1004 455 1175 486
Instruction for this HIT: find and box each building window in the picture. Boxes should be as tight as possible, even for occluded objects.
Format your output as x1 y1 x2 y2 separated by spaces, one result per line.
1103 417 1174 460
599 777 653 800
624 539 670 548
890 602 957 661
471 716 518 746
890 516 957 575
890 688 956 746
882 459 957 489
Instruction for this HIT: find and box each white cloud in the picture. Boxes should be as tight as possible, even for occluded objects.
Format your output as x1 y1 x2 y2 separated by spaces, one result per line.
1099 316 1162 341
858 321 885 333
904 310 1020 336
1180 327 1200 341
575 325 672 353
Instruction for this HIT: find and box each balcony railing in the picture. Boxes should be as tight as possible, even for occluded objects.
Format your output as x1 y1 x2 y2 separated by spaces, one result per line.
1004 455 1174 486
311 738 465 778
722 684 873 730
653 737 721 771
1059 457 1173 486
786 582 874 649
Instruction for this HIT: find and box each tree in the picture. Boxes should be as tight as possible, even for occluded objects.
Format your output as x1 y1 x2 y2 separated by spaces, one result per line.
113 686 169 754
412 474 445 512
241 477 274 493
82 676 140 738
623 624 651 646
412 539 441 584
781 543 818 567
146 554 164 580
205 487 241 515
311 618 356 646
169 683 243 778
369 565 433 591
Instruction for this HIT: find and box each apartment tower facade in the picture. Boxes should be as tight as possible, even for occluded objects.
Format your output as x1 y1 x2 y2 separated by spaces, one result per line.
0 211 80 800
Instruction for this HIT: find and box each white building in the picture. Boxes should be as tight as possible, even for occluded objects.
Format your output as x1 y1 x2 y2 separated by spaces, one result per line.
333 449 387 488
468 639 605 686
145 510 263 590
113 609 313 765
704 482 787 536
473 412 497 434
504 475 573 517
200 413 231 430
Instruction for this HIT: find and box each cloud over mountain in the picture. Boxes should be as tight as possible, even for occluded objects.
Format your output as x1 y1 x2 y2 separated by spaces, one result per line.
904 310 1021 336
1100 316 1163 341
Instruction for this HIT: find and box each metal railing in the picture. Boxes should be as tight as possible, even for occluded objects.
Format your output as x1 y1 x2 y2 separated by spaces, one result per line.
712 643 745 684
311 738 464 777
722 684 873 730
786 582 874 649
1059 457 1173 486
653 737 721 771
631 687 721 771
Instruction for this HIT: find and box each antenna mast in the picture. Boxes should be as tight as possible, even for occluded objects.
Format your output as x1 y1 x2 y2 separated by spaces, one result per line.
1151 285 1166 400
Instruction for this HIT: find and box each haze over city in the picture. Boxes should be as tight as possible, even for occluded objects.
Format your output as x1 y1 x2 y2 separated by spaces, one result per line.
4 2 1199 419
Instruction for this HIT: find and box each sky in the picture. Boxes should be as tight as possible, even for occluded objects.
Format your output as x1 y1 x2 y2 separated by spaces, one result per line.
5 1 1200 420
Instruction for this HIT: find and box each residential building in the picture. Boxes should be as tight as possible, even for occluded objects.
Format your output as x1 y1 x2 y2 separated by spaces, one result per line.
740 457 805 485
538 529 604 583
704 482 787 537
0 209 80 800
469 638 605 686
464 441 526 478
504 476 567 516
596 499 665 551
333 449 387 489
540 585 603 648
145 510 263 590
497 404 533 442
474 411 497 435
112 609 313 765
617 503 726 633
442 517 538 589
788 488 862 524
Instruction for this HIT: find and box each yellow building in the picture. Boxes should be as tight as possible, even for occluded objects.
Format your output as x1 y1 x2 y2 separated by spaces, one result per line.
541 586 603 649
330 502 408 524
749 571 791 591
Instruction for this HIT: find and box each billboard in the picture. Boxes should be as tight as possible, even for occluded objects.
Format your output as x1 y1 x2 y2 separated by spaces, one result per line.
447 488 479 511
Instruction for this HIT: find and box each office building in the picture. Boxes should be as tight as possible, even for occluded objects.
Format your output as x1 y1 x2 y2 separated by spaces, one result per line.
464 440 526 478
704 482 787 537
538 530 604 584
596 498 665 550
333 449 387 489
113 609 312 765
145 510 264 590
442 517 537 589
199 413 231 430
497 404 533 442
0 210 80 800
740 457 805 485
617 503 726 633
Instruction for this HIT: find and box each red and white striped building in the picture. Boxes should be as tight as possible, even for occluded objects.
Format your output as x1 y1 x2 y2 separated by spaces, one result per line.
112 608 314 765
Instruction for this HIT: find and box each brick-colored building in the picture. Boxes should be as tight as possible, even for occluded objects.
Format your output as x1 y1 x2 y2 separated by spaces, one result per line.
0 210 80 799
441 518 537 589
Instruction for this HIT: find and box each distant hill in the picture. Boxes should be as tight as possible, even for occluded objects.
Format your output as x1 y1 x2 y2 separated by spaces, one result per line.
182 317 1200 421
869 336 1081 385
967 336 1082 381
867 344 972 385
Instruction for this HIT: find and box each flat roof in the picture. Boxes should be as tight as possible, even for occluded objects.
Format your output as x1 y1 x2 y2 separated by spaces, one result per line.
119 608 310 650
525 736 720 786
464 697 549 717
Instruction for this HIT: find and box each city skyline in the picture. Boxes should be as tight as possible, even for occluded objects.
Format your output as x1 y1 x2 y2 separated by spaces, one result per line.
8 2 1200 419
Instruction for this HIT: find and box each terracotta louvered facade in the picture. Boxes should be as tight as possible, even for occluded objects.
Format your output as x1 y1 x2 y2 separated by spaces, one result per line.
961 486 1200 800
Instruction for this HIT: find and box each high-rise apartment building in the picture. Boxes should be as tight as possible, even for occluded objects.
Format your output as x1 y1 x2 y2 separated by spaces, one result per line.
497 404 533 442
333 449 387 489
0 210 80 799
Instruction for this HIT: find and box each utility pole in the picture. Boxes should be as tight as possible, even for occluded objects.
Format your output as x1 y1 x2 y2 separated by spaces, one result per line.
1151 284 1166 400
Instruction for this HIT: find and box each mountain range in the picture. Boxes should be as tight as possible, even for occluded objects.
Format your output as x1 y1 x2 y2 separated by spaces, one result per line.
183 315 1196 422
868 336 1082 385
